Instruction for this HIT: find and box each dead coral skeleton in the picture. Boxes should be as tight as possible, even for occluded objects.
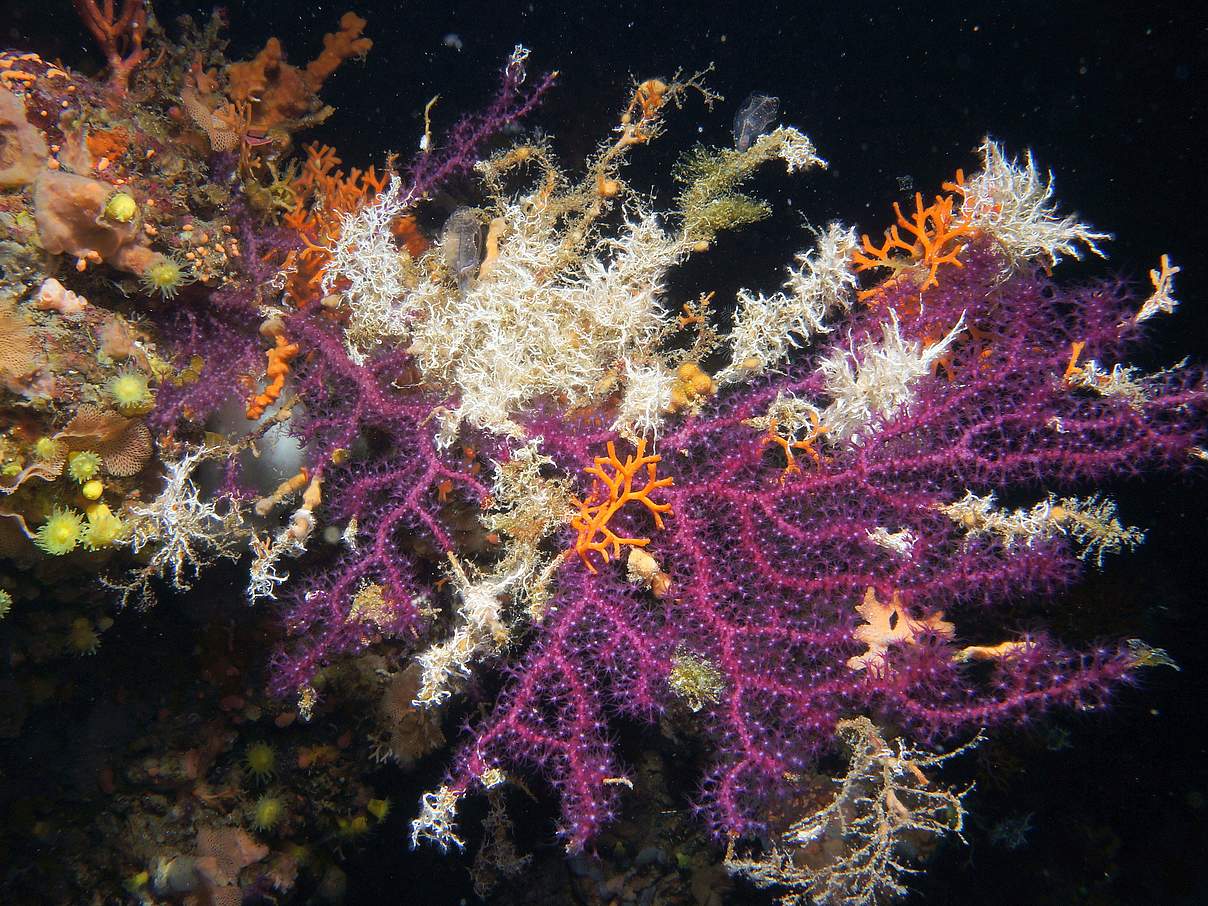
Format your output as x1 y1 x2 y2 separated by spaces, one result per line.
725 717 977 906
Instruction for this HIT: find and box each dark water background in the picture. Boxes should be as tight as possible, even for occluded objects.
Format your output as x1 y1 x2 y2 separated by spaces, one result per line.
5 1 1208 903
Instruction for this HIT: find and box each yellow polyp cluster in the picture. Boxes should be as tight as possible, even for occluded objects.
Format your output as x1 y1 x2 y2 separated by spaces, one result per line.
33 436 64 462
67 617 100 654
140 255 192 299
337 814 371 838
252 794 286 832
83 504 124 548
102 191 138 224
666 362 716 414
244 742 276 783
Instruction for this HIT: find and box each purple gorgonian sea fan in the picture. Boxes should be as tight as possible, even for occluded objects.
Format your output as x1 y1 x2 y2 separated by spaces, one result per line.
404 138 1204 861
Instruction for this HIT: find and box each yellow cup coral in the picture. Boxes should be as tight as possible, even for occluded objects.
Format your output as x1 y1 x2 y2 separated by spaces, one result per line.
108 370 153 412
33 436 64 462
244 742 276 783
68 451 102 484
252 795 286 832
34 508 84 555
83 503 124 548
102 191 138 224
140 255 192 299
81 479 104 500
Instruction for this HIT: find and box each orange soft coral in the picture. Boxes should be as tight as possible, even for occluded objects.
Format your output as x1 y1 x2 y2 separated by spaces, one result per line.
303 12 372 92
224 12 371 136
571 439 673 572
846 587 954 672
246 332 299 420
852 188 975 301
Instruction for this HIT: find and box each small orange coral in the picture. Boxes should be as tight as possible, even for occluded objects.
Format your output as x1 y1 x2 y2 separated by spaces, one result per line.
571 439 673 572
246 332 299 420
852 188 975 301
759 412 829 481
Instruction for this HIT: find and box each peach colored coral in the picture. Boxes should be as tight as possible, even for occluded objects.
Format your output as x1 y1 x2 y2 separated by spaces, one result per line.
0 86 48 186
32 169 153 274
223 12 370 136
34 277 88 314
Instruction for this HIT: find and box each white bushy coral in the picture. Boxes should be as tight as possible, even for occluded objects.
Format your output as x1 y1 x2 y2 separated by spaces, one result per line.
819 312 965 445
408 203 684 444
959 138 1111 267
719 223 858 384
323 176 420 363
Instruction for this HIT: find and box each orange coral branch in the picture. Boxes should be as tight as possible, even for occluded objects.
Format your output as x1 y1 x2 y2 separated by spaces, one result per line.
759 413 829 481
852 186 976 301
571 439 673 572
246 333 299 420
73 0 146 94
303 12 372 92
278 143 401 307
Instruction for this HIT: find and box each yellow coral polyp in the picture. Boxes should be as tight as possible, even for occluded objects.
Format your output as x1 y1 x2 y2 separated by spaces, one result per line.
83 503 124 548
68 617 100 654
102 191 138 224
33 436 64 461
244 742 276 783
252 795 286 832
140 255 192 299
108 370 153 412
81 479 104 500
68 451 102 484
35 507 84 555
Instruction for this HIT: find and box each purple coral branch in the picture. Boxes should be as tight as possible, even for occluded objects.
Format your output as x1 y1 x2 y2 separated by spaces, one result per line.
405 56 557 202
434 242 1206 848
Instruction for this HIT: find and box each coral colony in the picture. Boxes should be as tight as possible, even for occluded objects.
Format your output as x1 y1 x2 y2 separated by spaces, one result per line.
0 2 1203 902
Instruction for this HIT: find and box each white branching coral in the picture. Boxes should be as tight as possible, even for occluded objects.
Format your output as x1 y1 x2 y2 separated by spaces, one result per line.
324 176 418 363
1134 254 1180 324
611 358 676 440
116 448 246 607
818 311 965 445
413 441 575 705
409 203 684 445
866 526 917 557
725 717 976 906
412 553 522 707
763 126 828 174
1065 346 1189 411
410 784 465 852
719 223 858 384
938 490 1144 566
958 137 1111 267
